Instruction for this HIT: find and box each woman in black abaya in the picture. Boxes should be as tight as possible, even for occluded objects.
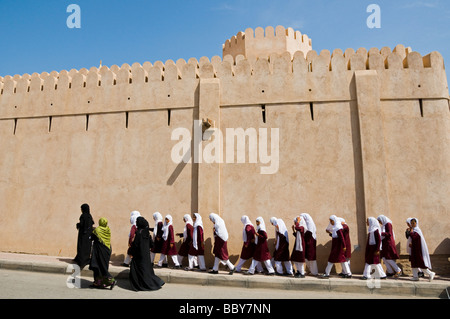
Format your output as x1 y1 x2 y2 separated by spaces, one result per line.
129 216 165 291
74 203 94 269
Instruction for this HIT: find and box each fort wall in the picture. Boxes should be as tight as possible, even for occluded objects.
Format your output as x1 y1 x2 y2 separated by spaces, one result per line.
0 27 449 273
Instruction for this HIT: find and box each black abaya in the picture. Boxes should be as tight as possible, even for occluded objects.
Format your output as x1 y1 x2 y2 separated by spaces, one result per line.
89 234 115 287
74 208 94 268
129 217 165 291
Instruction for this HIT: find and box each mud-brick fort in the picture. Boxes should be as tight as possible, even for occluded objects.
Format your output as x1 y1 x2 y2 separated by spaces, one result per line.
0 26 449 274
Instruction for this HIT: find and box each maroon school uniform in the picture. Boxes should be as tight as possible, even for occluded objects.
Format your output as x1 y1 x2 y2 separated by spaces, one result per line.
240 224 257 260
328 229 347 263
409 231 427 269
273 233 290 262
213 232 229 260
342 224 351 259
178 223 194 257
253 230 271 262
365 229 381 265
151 221 163 254
380 223 399 260
189 225 205 256
161 225 177 256
304 230 317 261
290 225 306 262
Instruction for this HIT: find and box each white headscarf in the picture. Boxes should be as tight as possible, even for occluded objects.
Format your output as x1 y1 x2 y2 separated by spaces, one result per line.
255 216 266 244
367 217 382 247
377 215 395 240
152 212 163 240
270 217 289 250
241 215 254 242
129 210 141 237
209 213 229 242
192 213 203 250
300 213 317 240
183 214 193 241
130 210 141 226
294 216 306 252
162 215 173 241
328 215 343 238
411 218 432 269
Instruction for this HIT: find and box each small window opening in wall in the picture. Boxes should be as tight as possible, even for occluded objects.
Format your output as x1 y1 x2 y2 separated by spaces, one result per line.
145 76 148 83
310 102 315 121
261 104 266 123
419 99 424 117
54 84 57 90
261 89 265 93
85 114 89 131
48 116 52 132
13 119 17 135
14 88 16 93
126 112 129 129
167 109 171 126
127 97 130 100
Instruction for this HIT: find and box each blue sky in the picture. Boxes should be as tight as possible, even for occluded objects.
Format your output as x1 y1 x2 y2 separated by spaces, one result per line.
1 0 449 80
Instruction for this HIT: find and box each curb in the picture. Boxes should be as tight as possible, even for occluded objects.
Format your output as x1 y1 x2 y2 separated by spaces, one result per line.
1 258 448 298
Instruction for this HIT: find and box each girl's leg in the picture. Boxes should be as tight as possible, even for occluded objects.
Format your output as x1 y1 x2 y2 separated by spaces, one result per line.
411 267 419 280
212 257 221 271
383 257 393 274
197 255 206 270
294 262 305 276
247 260 258 274
324 262 334 276
123 254 131 265
224 259 235 271
170 255 180 267
308 260 318 276
363 263 372 278
374 264 386 278
187 254 195 269
274 261 283 274
284 261 294 275
263 260 275 274
423 268 436 281
255 260 264 273
235 258 247 272
341 261 352 276
157 254 167 266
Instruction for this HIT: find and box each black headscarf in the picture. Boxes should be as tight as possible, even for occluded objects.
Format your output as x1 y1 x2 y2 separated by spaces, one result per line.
136 216 150 239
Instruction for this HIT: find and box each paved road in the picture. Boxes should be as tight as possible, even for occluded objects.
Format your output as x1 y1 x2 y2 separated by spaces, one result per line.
0 269 435 299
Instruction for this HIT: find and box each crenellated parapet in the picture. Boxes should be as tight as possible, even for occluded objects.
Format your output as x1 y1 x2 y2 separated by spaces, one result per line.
222 25 313 61
0 42 448 120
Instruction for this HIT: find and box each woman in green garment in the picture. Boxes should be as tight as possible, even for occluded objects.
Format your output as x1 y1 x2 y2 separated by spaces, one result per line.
89 217 116 289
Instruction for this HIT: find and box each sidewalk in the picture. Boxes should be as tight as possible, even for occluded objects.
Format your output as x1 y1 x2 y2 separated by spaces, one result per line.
0 251 448 298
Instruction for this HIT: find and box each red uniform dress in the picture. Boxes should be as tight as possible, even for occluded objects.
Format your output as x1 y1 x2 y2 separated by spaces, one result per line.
177 224 194 257
273 233 290 262
304 230 317 261
189 225 205 256
213 231 229 261
151 221 163 254
342 224 351 259
380 223 399 260
409 231 427 269
365 229 381 265
161 225 177 256
290 224 306 262
253 230 271 262
240 224 257 260
328 229 347 263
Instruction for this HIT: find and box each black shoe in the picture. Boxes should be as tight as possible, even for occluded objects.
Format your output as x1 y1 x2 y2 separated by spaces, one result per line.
229 268 235 275
209 270 218 274
360 276 369 280
174 265 182 269
121 263 129 268
266 272 275 276
319 274 330 279
418 272 425 278
162 263 169 268
343 274 352 279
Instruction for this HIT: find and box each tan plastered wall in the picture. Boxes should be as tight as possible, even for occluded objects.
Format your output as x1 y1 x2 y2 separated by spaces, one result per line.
0 42 449 273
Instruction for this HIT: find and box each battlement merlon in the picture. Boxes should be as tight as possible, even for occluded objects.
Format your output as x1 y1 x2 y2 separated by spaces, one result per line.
222 26 313 61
